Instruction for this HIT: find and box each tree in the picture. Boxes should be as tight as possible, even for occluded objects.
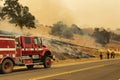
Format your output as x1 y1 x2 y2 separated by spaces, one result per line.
70 24 83 35
62 28 73 39
51 21 67 37
51 21 73 39
111 32 120 41
0 0 35 29
93 28 111 45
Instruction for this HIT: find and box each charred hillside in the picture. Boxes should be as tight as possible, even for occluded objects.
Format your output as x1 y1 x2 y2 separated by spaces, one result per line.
0 29 96 60
43 38 96 60
0 21 120 60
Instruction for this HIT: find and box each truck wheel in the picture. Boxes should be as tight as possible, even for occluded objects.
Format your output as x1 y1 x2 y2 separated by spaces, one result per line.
1 59 13 74
26 65 34 70
43 57 51 68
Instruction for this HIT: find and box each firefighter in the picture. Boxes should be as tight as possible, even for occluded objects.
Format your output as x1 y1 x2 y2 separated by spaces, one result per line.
98 49 103 60
112 51 115 58
111 51 114 58
110 50 116 58
106 50 110 59
99 52 103 60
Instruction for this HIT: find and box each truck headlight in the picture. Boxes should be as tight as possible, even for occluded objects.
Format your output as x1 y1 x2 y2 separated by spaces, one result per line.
12 54 16 58
0 54 3 58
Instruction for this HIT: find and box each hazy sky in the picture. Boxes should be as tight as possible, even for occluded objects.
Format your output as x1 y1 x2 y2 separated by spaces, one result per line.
1 0 120 29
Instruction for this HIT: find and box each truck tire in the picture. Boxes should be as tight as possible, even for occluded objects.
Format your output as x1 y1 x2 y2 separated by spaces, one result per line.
1 59 14 74
43 57 51 68
26 65 34 70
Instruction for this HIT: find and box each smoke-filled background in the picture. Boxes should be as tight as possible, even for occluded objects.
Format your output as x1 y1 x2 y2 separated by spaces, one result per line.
17 0 120 29
1 0 120 29
0 0 120 55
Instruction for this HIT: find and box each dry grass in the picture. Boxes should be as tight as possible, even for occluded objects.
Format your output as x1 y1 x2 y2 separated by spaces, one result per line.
0 22 120 61
53 58 99 65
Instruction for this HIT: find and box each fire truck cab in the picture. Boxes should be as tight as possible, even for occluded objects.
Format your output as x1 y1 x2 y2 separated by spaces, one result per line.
0 35 52 74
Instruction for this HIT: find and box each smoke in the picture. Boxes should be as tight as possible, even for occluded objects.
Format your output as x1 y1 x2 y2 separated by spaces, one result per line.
19 0 76 26
0 20 23 34
19 0 120 29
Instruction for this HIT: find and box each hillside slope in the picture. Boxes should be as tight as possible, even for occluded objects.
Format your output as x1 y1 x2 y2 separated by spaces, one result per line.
0 21 120 60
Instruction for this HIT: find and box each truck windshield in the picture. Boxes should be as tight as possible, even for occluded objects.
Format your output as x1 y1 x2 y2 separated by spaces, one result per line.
34 37 39 45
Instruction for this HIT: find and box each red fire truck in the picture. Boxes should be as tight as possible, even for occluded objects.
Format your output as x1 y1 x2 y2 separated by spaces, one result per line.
0 35 53 73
